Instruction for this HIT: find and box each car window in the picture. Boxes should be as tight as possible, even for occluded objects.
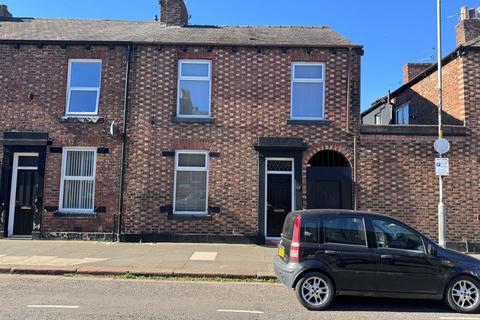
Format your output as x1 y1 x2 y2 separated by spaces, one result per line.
301 219 319 243
324 217 367 246
372 219 424 252
282 214 296 240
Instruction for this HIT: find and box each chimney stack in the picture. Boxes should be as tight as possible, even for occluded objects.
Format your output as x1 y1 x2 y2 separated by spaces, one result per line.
403 63 433 83
456 5 480 46
0 4 12 18
159 0 189 26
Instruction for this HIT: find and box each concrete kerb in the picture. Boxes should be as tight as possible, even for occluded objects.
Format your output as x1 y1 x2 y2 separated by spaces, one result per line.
0 264 277 281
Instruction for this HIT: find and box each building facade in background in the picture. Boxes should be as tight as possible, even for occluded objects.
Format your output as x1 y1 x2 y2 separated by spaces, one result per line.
0 1 479 250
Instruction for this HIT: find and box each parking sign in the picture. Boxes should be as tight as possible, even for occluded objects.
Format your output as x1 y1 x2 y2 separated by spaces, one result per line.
435 158 449 176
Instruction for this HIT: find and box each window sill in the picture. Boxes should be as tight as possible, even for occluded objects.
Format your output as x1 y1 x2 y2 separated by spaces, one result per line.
53 212 97 218
171 117 214 124
168 214 213 221
58 116 105 124
287 119 330 126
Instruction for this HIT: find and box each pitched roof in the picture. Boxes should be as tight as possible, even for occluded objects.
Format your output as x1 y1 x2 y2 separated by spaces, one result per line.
0 17 360 48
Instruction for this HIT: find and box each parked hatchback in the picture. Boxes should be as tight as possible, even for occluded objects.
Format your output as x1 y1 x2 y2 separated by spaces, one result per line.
274 210 480 313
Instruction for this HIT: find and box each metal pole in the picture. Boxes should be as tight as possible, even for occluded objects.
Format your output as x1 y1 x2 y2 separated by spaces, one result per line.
437 0 446 247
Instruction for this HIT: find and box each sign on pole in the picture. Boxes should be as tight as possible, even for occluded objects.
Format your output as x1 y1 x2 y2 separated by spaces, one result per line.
434 138 450 155
435 158 449 176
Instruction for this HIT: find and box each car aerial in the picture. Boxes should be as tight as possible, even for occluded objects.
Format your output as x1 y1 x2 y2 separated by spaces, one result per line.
273 209 480 313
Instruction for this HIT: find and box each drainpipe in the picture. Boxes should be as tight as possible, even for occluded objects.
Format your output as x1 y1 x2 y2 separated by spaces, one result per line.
116 44 133 242
345 47 359 210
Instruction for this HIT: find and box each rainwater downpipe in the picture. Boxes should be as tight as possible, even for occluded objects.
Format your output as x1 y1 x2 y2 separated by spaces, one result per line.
116 44 133 242
345 47 358 210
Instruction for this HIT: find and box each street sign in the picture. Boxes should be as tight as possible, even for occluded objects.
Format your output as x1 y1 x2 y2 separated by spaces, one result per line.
434 138 450 155
435 158 449 176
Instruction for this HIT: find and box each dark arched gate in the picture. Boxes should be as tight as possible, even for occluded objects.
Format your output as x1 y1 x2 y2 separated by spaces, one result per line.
307 150 352 209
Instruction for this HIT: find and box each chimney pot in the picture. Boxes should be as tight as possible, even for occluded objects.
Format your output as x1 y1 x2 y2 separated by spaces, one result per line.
159 0 189 26
0 4 12 18
456 5 480 46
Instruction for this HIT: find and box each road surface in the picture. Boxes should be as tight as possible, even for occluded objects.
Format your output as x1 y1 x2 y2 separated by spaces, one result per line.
0 274 477 320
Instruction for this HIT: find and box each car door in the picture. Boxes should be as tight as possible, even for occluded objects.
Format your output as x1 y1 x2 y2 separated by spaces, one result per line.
369 217 443 294
316 215 378 292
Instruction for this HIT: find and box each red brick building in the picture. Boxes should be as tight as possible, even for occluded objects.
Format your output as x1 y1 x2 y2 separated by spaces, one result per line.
0 1 478 250
360 6 480 251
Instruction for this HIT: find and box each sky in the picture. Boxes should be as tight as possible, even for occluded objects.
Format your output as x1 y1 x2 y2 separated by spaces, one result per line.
4 0 478 110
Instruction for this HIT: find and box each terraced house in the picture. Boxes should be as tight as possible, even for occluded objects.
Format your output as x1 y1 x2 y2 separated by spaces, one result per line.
0 1 478 250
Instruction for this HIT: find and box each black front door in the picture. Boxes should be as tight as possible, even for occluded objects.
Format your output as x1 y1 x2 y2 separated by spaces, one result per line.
12 169 36 236
307 167 352 209
266 174 292 238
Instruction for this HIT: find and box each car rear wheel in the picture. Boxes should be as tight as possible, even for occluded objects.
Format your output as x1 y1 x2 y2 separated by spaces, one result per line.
445 275 480 313
294 272 334 311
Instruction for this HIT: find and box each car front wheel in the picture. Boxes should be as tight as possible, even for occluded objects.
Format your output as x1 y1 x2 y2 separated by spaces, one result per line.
294 272 334 311
445 275 480 313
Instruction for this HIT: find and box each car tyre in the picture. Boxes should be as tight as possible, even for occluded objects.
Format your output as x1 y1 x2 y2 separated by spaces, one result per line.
445 275 480 313
294 272 334 311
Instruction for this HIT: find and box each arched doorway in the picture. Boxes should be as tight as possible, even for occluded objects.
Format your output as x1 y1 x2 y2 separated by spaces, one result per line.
307 150 352 209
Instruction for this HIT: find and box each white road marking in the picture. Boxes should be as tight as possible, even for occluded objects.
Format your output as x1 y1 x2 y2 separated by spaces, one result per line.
217 309 264 314
439 317 480 320
27 305 79 309
190 252 218 261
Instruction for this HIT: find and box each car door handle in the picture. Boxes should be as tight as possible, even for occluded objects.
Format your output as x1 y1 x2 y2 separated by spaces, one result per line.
324 250 337 256
380 254 394 263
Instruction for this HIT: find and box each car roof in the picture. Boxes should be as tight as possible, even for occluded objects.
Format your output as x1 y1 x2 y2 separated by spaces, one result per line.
293 209 387 218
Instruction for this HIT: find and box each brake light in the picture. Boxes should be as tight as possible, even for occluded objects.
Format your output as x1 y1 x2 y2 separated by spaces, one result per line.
290 215 301 264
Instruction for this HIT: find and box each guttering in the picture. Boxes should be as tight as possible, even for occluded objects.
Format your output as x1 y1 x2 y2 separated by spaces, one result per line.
116 44 133 242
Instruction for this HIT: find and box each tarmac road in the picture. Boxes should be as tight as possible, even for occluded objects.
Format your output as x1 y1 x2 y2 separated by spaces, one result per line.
0 274 478 320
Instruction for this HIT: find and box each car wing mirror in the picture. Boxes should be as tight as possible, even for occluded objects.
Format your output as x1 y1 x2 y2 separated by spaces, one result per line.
427 243 437 256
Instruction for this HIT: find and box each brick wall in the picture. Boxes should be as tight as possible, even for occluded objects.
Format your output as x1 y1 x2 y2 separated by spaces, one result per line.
123 45 361 237
159 0 189 26
0 44 127 234
358 133 479 243
403 63 433 84
394 55 464 125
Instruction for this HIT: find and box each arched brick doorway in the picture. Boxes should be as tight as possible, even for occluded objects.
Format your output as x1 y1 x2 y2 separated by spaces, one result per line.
307 150 352 209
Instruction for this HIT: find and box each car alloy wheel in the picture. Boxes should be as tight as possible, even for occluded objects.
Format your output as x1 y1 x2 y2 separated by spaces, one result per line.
295 272 334 311
446 276 480 313
451 280 479 310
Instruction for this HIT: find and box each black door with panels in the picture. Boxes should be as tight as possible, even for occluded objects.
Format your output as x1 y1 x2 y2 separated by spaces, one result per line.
13 169 36 235
266 174 292 238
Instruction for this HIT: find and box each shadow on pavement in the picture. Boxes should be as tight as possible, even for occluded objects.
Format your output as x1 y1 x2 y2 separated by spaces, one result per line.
327 296 452 313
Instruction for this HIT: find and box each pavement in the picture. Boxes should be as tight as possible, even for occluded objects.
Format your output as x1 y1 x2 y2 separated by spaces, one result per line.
0 274 474 320
0 240 277 279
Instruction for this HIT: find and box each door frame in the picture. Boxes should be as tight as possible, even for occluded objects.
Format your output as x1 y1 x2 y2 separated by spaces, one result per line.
264 158 295 240
7 152 39 238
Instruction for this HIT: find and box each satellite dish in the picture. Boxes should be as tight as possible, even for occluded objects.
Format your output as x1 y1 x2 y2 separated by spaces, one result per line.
110 121 116 136
434 138 450 155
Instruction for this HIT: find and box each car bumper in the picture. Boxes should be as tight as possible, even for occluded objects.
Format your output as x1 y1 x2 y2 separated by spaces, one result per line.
273 255 302 288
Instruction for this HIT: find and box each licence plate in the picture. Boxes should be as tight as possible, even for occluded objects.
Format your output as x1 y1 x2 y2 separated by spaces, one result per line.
278 247 285 257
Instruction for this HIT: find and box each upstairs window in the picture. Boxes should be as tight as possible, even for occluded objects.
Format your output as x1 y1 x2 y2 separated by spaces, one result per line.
177 60 212 118
66 60 102 115
291 62 325 120
174 151 209 215
395 104 409 125
60 148 97 213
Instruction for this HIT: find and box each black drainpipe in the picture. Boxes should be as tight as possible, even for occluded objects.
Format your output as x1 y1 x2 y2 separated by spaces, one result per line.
116 44 133 242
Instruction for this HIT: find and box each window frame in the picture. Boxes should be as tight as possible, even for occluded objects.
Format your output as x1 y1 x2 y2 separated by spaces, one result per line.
322 215 368 248
59 147 97 214
177 60 212 118
65 59 102 116
395 103 409 125
173 150 209 215
370 217 426 254
290 62 326 121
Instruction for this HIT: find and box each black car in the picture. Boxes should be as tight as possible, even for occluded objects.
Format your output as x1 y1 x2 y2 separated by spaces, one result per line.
274 210 480 313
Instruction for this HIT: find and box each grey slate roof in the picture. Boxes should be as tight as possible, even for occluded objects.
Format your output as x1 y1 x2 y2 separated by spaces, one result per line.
0 18 360 47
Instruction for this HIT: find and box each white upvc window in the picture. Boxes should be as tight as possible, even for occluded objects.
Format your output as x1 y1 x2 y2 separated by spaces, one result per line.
177 60 212 118
173 151 209 215
66 59 102 116
291 62 326 120
59 148 97 213
395 103 409 125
